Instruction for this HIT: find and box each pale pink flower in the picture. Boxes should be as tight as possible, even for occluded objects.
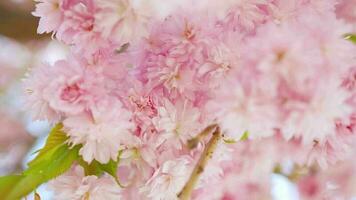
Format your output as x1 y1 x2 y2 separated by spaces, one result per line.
32 0 63 34
125 81 158 134
222 0 268 32
198 141 233 186
297 14 355 74
119 135 158 182
322 157 356 199
153 99 202 150
94 0 153 44
28 0 356 198
342 66 356 91
281 82 352 144
23 63 62 122
297 175 323 200
24 56 109 120
242 20 355 144
336 0 356 31
210 82 278 140
140 157 191 200
197 33 242 90
302 0 338 14
42 59 88 116
193 141 276 200
306 116 356 168
268 0 301 24
49 165 122 200
56 1 96 44
137 13 208 99
64 99 134 163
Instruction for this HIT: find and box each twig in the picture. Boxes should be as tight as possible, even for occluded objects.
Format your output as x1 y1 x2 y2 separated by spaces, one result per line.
187 124 218 149
178 127 221 200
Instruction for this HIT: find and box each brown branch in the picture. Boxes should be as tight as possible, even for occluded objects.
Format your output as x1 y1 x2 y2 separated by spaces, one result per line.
187 124 218 149
178 127 221 200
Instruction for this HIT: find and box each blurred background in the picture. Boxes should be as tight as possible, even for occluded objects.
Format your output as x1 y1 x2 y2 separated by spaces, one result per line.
0 1 68 197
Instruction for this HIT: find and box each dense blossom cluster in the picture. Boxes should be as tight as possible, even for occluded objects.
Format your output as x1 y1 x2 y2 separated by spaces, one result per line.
25 0 356 199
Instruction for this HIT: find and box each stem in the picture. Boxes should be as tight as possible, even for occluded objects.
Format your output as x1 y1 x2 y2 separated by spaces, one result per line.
178 127 221 200
187 124 218 149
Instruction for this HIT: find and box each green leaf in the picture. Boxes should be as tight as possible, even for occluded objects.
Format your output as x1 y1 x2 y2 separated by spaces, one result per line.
2 144 80 200
0 123 79 200
223 131 249 144
98 159 119 178
79 150 124 187
99 154 124 187
240 131 249 141
344 34 356 44
78 158 102 176
0 175 23 196
24 145 79 177
3 173 44 200
28 124 68 167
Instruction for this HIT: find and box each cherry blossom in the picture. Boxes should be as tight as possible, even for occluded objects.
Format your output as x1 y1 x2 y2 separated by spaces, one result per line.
23 0 356 199
49 165 122 200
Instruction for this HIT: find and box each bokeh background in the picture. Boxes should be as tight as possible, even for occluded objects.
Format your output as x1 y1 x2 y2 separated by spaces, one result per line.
0 1 69 198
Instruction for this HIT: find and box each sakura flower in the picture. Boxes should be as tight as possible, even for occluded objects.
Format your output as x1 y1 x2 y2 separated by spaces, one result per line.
125 81 158 133
24 56 109 120
119 135 158 182
23 63 62 122
140 157 191 200
49 165 122 200
198 141 233 186
56 0 96 44
281 82 352 144
222 0 268 32
32 0 63 34
193 139 278 200
268 0 302 24
64 99 134 163
94 0 153 44
198 33 242 89
242 20 354 144
27 0 356 198
297 175 323 200
137 13 208 99
210 82 278 140
336 0 356 31
153 99 202 150
42 59 88 115
302 0 338 15
306 116 356 168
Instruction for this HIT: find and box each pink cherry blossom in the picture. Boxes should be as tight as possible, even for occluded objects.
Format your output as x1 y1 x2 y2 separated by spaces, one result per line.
153 98 203 150
24 0 356 199
140 157 191 200
56 0 96 44
32 0 63 34
94 0 153 45
221 0 268 32
24 56 109 121
64 99 134 163
336 0 356 31
23 63 62 122
49 165 122 200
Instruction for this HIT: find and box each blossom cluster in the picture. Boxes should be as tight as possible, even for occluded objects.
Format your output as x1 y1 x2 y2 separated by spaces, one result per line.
26 0 356 199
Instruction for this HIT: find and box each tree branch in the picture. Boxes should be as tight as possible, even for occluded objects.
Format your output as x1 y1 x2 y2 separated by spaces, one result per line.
187 124 218 149
178 127 221 200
